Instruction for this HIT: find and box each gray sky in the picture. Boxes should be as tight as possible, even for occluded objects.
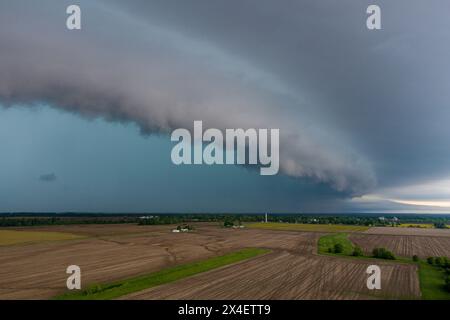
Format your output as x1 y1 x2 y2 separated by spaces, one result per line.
1 0 450 213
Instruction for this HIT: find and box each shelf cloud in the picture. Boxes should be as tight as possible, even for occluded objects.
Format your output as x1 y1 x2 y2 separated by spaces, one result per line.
1 0 450 210
0 0 377 195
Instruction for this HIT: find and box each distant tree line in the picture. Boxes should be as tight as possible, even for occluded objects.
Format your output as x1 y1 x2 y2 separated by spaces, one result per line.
0 213 448 228
434 222 449 229
372 247 396 260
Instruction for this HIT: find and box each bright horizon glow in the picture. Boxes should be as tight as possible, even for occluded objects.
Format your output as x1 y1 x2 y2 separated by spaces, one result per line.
389 199 450 208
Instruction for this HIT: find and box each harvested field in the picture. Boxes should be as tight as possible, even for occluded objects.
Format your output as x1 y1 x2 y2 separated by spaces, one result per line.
247 222 369 233
8 223 181 237
0 230 84 246
349 234 450 258
0 224 319 299
0 223 422 300
122 251 420 300
57 248 270 300
364 227 450 237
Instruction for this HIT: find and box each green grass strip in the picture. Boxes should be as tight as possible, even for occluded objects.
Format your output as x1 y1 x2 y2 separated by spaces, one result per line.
54 247 270 300
317 233 411 262
418 261 450 300
318 232 354 256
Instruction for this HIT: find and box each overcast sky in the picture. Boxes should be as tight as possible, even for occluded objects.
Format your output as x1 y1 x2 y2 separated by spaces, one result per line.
1 0 450 213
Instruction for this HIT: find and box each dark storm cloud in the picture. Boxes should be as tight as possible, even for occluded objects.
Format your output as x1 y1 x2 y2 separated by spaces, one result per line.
110 0 450 190
39 173 57 182
1 0 449 205
0 0 377 196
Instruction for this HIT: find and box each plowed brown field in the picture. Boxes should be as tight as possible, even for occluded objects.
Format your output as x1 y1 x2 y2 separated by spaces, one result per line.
364 227 450 237
0 223 421 300
122 251 419 300
349 233 450 258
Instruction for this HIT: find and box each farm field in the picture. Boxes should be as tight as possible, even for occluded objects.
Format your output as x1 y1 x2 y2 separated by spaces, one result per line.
398 224 434 228
0 222 447 300
9 223 177 237
349 233 450 258
0 223 320 299
418 260 450 300
0 230 84 246
246 222 370 233
56 248 270 300
364 227 450 237
122 250 419 300
318 233 355 256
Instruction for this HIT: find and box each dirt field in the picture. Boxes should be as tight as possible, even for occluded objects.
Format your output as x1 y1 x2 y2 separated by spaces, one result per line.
0 230 84 246
350 233 450 258
122 250 419 300
247 222 369 233
0 223 421 300
364 227 450 237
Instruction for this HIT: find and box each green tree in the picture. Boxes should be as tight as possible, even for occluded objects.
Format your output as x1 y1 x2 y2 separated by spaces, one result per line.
435 257 443 266
412 255 419 262
434 222 447 229
352 246 363 257
333 243 344 254
383 250 396 260
223 219 234 228
372 248 380 258
372 247 396 260
445 276 450 293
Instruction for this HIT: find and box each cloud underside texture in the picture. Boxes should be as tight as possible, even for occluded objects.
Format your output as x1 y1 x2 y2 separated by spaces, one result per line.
2 1 450 199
